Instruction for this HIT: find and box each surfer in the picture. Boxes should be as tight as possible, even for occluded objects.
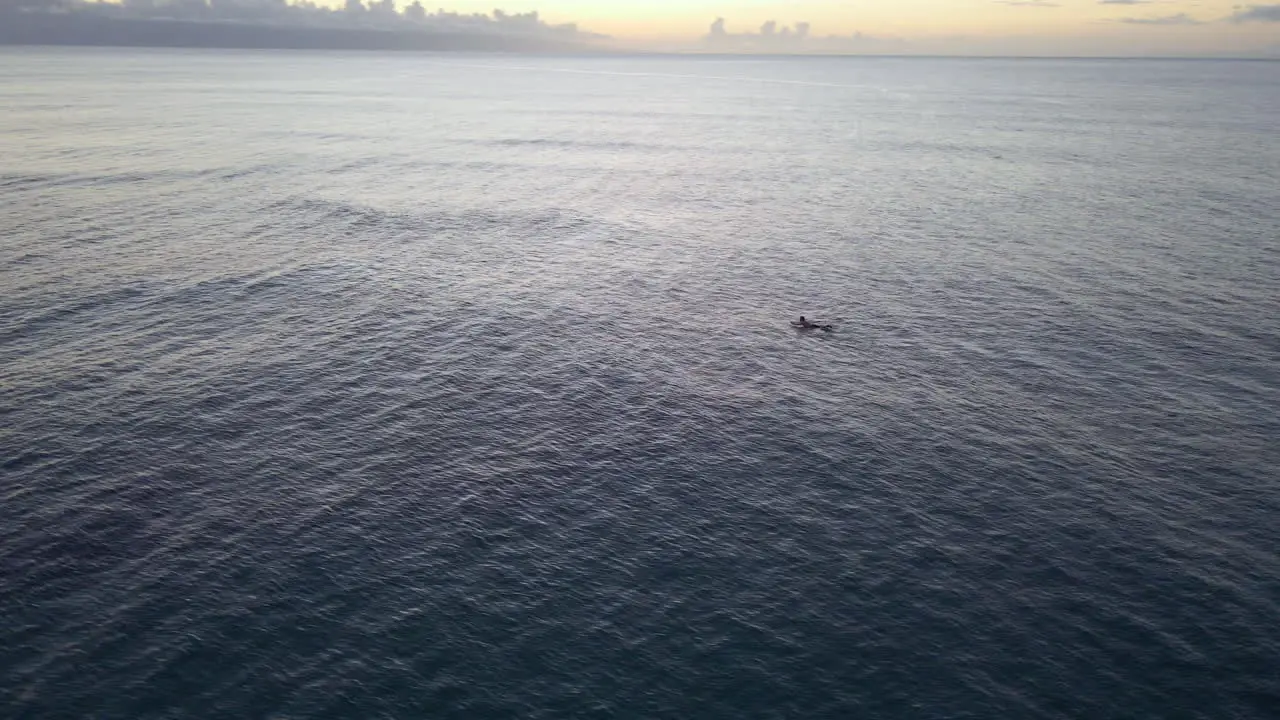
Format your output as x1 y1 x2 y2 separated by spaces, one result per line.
793 316 834 332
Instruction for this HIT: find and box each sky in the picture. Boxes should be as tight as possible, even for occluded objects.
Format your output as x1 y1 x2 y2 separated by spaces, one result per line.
372 1 1280 55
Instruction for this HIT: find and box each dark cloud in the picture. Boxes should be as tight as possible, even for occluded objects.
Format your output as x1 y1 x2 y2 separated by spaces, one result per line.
1229 4 1280 22
1116 13 1203 24
0 0 606 51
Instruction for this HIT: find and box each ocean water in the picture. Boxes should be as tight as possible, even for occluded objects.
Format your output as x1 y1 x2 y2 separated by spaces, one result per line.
2 48 1278 719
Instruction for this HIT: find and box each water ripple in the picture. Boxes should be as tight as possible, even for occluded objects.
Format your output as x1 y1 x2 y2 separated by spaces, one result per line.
2 50 1278 720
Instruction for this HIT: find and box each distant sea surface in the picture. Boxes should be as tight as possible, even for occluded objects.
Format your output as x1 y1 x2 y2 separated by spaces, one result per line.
2 48 1278 719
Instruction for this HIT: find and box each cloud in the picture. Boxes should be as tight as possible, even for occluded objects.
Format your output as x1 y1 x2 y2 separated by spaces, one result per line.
704 18 903 54
1229 4 1280 22
0 0 606 51
1098 0 1152 4
1116 13 1203 24
996 1 1060 6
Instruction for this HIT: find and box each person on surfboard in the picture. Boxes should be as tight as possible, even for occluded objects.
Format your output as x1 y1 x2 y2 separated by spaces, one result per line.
795 316 833 331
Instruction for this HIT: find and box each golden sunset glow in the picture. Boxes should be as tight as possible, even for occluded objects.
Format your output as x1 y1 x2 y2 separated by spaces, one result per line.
371 0 1280 54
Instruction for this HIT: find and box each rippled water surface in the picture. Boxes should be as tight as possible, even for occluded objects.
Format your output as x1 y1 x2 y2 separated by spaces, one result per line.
2 48 1278 719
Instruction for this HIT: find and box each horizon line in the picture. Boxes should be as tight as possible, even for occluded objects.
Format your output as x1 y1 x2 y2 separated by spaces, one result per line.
3 43 1278 61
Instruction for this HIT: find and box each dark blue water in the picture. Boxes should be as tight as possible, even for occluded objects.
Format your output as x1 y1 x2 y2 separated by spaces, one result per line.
2 48 1278 719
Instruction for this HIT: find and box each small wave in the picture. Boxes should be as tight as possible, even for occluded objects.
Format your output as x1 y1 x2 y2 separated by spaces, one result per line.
261 129 371 143
3 252 49 265
159 263 356 311
0 173 62 189
0 284 152 345
0 166 274 192
264 196 598 241
485 138 673 152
